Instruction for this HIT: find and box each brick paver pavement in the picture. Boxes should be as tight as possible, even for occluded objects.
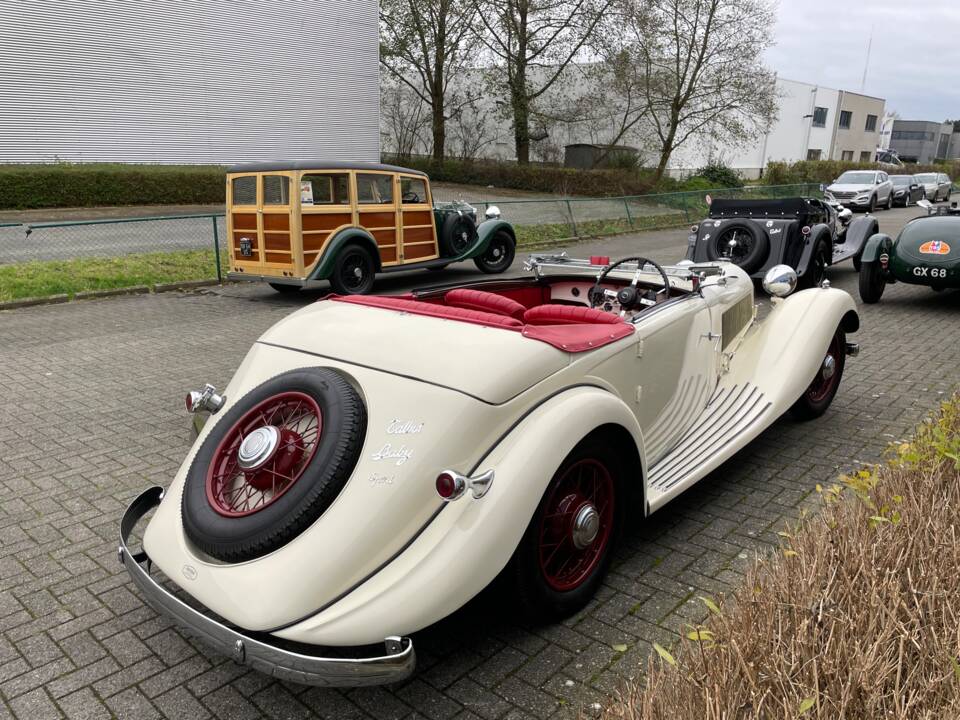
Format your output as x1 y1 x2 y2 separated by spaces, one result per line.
2 208 959 719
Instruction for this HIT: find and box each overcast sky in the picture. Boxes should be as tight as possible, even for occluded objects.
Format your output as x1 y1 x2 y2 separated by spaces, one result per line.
764 0 960 121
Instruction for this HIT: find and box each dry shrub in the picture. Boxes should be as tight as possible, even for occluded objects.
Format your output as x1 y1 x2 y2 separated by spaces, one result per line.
605 395 960 720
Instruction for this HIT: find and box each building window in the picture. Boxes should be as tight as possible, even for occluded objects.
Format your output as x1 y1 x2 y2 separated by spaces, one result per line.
860 151 872 162
841 150 854 161
806 149 822 160
892 130 936 141
839 111 852 130
812 107 828 128
865 114 878 132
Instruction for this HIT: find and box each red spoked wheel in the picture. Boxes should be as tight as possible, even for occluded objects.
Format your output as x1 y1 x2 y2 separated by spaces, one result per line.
804 331 843 404
537 458 615 592
790 327 846 421
206 392 322 517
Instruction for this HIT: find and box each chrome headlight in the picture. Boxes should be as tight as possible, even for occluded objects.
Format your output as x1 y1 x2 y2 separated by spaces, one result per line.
762 265 797 298
485 205 501 220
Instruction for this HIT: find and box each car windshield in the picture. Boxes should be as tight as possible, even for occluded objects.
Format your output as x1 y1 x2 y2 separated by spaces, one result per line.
916 174 938 182
836 172 876 184
890 176 912 185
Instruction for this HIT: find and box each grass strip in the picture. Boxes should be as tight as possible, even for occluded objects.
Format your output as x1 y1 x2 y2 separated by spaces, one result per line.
605 394 960 720
0 250 225 302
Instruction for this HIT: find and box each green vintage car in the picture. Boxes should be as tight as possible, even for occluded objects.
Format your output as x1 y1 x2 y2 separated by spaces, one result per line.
859 201 960 303
225 162 516 295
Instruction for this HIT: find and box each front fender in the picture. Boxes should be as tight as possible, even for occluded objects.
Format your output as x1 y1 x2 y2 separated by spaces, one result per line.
844 216 879 255
859 233 893 264
725 286 858 414
463 219 516 259
274 386 644 646
796 224 831 276
310 228 382 280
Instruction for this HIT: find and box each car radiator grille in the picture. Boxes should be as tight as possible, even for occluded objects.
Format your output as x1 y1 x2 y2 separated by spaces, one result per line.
831 191 858 200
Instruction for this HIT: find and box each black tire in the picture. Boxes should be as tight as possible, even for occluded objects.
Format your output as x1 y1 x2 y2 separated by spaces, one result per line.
885 192 893 210
440 213 477 257
704 221 769 274
867 195 876 213
473 230 516 274
269 282 300 294
182 368 367 562
789 327 845 421
798 239 829 290
507 437 624 621
329 243 376 295
858 261 886 303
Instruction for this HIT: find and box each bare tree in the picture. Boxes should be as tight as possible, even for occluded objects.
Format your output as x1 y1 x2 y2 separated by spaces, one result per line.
447 95 499 160
622 0 777 182
380 0 480 160
380 81 430 160
473 0 615 164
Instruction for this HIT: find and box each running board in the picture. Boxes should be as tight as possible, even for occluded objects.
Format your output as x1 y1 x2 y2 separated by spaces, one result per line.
831 239 861 264
646 383 772 512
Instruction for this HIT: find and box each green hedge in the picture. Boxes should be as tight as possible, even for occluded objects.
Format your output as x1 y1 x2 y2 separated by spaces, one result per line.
384 155 667 197
764 159 960 185
0 164 226 209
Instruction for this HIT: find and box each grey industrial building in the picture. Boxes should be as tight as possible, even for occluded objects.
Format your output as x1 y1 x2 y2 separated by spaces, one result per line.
0 0 380 164
889 120 960 164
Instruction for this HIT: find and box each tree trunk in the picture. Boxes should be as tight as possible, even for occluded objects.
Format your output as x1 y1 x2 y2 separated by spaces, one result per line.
431 95 446 160
511 68 531 164
652 110 681 183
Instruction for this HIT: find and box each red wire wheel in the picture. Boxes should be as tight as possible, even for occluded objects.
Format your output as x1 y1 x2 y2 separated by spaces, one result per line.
206 392 323 517
537 458 615 592
804 331 843 404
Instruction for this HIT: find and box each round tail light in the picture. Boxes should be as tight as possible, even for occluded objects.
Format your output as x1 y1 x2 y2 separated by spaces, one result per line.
436 471 465 501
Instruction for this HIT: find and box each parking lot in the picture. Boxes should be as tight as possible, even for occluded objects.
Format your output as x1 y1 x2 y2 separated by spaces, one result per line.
1 204 959 719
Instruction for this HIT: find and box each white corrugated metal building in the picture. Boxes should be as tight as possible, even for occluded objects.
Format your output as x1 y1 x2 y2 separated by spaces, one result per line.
0 0 380 164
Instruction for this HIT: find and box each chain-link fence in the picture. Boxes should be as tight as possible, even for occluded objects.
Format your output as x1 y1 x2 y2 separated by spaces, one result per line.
0 184 822 277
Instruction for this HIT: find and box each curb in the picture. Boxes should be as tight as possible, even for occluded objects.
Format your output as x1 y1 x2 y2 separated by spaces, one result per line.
0 279 223 311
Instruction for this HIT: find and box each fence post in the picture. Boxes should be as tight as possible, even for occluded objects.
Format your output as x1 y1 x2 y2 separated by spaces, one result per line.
212 216 223 284
623 197 634 229
566 199 578 237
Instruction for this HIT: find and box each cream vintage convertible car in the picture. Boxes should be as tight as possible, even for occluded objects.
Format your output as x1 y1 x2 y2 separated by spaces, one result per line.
119 254 859 686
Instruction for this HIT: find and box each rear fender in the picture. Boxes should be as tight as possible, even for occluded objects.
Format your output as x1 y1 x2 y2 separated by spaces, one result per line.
274 386 645 646
859 233 894 264
795 224 831 277
309 228 382 280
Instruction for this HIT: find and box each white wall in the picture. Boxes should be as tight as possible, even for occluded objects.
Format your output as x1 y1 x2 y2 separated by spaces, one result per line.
0 0 380 164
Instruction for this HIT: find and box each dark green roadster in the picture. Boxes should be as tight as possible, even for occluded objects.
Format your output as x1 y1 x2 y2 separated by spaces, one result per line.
859 201 960 303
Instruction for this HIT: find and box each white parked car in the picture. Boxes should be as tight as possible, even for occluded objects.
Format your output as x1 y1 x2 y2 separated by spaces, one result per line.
120 255 859 686
825 170 894 212
915 172 953 202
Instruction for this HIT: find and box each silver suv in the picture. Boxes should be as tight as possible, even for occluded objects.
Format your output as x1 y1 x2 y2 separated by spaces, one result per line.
825 170 894 212
915 172 953 202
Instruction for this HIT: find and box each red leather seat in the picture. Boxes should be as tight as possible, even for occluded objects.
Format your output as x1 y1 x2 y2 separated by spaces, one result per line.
444 288 527 320
333 295 523 329
523 304 622 326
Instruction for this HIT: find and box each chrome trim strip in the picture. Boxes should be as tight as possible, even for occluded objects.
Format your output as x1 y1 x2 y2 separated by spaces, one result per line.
119 487 416 687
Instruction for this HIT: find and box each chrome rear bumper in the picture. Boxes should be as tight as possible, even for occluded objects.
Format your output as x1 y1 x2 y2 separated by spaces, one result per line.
119 486 416 687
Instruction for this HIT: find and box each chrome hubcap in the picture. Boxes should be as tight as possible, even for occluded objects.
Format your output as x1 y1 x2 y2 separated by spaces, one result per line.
821 355 836 381
571 504 601 549
352 267 363 279
237 426 281 470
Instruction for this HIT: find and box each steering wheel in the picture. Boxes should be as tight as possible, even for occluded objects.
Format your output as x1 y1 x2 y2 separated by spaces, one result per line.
402 191 421 203
589 256 672 317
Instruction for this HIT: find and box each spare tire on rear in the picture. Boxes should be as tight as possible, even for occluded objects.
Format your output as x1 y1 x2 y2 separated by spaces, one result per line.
705 220 769 274
440 212 477 257
181 367 366 562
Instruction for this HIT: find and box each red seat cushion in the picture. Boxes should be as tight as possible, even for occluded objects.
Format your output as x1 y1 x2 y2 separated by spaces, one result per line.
444 288 527 320
332 295 523 329
523 304 622 326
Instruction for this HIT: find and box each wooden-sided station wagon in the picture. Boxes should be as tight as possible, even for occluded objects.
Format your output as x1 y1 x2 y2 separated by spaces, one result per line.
225 161 517 294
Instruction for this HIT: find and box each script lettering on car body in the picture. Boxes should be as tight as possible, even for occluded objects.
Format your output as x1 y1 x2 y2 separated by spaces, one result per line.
371 443 413 466
386 419 423 435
